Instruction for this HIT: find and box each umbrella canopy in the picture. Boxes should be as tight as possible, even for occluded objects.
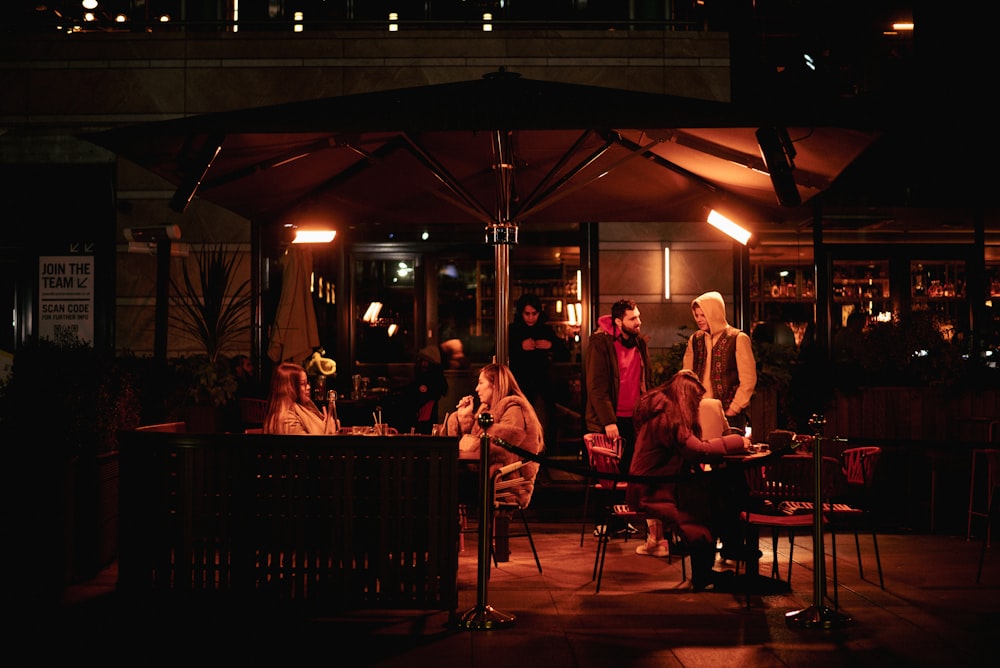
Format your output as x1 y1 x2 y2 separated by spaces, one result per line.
85 70 882 362
86 70 881 229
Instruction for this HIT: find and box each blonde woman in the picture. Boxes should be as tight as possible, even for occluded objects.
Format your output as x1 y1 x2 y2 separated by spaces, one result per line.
262 362 339 435
445 363 545 509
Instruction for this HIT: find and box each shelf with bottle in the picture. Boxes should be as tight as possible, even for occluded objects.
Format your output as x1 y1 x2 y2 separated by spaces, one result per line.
911 261 965 301
750 265 815 301
831 261 890 303
990 264 1000 298
475 261 580 338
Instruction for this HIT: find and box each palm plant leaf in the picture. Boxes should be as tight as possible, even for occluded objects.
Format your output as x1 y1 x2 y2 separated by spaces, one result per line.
169 245 252 362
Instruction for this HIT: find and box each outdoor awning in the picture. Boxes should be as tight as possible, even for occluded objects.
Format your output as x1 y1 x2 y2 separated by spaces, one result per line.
85 70 883 362
85 70 882 230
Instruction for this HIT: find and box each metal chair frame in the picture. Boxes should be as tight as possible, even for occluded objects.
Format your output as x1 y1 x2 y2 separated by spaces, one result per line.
585 434 686 593
827 446 885 607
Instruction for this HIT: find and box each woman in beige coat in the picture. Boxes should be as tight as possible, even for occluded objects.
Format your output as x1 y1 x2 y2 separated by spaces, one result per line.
445 363 545 509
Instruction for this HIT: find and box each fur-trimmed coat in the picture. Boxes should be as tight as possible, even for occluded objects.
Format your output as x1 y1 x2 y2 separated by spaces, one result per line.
445 394 544 508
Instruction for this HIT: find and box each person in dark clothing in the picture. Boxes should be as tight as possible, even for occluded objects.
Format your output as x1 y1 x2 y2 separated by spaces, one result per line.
584 298 652 536
404 344 448 434
508 293 564 449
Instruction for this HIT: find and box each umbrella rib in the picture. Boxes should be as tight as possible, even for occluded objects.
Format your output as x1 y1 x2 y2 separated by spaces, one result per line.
612 131 725 192
516 132 668 220
516 129 608 216
200 136 355 190
664 129 832 191
402 133 495 225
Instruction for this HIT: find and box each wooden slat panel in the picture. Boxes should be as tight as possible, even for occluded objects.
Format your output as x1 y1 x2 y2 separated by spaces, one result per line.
118 432 459 613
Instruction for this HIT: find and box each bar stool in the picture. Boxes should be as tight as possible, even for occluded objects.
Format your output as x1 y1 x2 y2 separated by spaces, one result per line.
967 421 1000 543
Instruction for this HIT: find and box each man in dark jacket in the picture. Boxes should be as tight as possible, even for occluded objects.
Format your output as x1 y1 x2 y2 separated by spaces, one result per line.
584 298 652 534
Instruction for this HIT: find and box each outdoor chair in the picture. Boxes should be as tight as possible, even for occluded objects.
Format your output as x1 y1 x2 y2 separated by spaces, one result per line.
977 449 1000 583
493 460 543 573
827 446 885 607
739 453 840 608
586 434 686 593
580 432 631 546
460 459 542 574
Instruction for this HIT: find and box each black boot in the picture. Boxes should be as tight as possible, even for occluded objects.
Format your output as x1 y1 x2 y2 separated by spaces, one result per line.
690 542 716 592
691 542 736 592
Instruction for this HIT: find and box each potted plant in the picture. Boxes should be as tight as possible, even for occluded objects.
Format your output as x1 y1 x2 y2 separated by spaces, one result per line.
166 244 252 430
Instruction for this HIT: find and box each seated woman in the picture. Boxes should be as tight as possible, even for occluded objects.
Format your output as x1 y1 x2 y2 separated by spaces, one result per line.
627 369 750 591
638 394 731 557
444 363 545 510
262 362 339 435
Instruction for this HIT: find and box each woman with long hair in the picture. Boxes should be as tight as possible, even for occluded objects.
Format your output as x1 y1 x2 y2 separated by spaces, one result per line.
627 369 750 591
262 362 339 435
445 362 545 509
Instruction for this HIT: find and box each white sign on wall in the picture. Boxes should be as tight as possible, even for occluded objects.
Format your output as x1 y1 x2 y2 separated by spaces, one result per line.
39 255 94 345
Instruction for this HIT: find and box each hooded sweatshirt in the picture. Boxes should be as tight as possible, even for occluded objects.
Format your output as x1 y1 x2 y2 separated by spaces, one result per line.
682 291 757 415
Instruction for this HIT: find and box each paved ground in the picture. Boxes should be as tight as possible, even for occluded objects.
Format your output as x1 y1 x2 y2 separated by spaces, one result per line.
46 520 998 668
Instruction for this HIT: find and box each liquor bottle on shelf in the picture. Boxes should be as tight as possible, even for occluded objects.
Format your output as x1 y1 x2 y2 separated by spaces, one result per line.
913 263 925 296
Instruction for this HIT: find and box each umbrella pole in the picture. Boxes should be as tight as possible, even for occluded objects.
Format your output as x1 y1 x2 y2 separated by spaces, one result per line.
785 414 852 630
489 222 517 366
458 413 515 630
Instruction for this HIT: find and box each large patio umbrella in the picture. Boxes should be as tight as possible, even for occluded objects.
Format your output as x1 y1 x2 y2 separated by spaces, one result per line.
85 70 881 361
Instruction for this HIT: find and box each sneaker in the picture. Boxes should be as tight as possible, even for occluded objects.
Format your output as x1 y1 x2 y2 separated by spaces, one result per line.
635 540 670 557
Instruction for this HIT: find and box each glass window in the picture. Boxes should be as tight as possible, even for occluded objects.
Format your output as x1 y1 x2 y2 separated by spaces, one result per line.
353 255 416 363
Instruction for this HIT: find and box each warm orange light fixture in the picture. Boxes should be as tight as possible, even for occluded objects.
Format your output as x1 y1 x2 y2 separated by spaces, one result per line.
707 209 753 245
292 229 336 244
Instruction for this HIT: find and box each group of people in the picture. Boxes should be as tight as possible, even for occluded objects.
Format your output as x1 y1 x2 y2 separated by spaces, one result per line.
251 287 759 592
583 292 757 591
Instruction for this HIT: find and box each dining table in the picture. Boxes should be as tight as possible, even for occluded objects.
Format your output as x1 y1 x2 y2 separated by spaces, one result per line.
720 447 793 595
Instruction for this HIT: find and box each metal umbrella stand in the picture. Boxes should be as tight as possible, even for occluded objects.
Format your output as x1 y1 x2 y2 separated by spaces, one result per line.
458 412 516 630
785 414 853 630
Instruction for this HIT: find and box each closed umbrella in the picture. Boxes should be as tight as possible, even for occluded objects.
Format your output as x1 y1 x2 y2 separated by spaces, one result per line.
267 245 320 365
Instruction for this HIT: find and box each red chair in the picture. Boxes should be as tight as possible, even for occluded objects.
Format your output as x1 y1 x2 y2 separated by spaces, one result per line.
739 453 840 607
827 446 885 606
585 433 686 593
580 433 630 545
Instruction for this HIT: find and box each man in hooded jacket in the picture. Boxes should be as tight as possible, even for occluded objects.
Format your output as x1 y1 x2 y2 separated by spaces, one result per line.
682 290 758 562
683 291 757 433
